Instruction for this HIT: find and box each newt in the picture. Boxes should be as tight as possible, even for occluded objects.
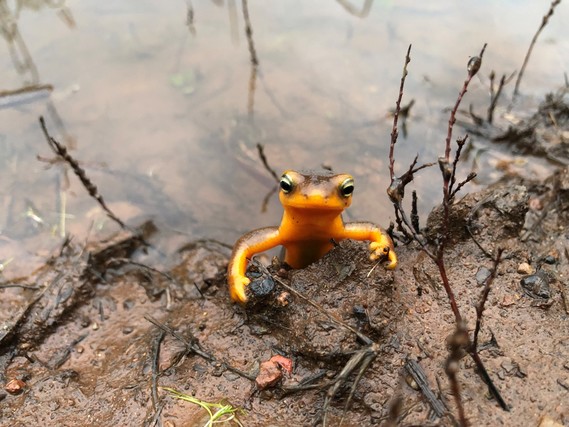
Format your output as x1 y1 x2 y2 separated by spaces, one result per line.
228 170 397 303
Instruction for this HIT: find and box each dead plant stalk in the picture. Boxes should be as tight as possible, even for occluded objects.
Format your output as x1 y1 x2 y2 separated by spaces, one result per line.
387 43 508 425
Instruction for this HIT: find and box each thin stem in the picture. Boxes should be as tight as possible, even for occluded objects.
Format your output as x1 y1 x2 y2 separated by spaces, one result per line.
389 44 412 181
513 0 562 99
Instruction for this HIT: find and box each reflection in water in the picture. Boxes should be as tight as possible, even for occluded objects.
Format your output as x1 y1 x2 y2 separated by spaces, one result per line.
185 0 196 36
0 0 76 237
242 0 258 117
0 0 39 83
336 0 374 18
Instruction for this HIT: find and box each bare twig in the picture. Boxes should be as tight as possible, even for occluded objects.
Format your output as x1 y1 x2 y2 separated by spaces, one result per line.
472 249 503 350
39 117 127 230
487 74 506 124
445 326 469 426
411 190 420 233
150 331 165 411
438 43 486 324
256 143 280 183
404 358 446 417
389 44 412 182
513 0 562 100
449 135 469 196
386 44 508 422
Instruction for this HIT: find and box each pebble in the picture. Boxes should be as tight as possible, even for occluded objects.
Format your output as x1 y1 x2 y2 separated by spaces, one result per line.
538 415 564 427
255 360 283 390
520 272 551 300
517 262 534 275
476 267 491 285
5 379 25 395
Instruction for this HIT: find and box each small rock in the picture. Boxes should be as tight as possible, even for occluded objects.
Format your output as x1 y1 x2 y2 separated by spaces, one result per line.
476 267 491 285
404 374 419 390
248 275 275 298
521 272 551 300
517 262 534 275
269 355 293 374
256 360 283 390
123 299 135 310
500 294 519 307
352 305 368 321
275 292 291 307
538 415 564 427
542 254 557 265
529 197 543 210
255 355 293 390
501 359 527 378
5 379 25 395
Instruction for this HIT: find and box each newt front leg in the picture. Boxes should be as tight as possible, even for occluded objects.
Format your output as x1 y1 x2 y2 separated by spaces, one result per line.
342 222 397 269
227 227 281 303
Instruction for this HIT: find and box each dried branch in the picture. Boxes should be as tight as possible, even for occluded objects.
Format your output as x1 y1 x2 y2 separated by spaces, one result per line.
513 0 562 99
386 43 509 421
472 249 503 355
449 135 469 196
389 44 412 182
411 190 420 234
487 74 505 124
445 326 469 426
256 143 280 183
404 358 446 417
150 331 165 411
444 44 486 161
39 116 127 230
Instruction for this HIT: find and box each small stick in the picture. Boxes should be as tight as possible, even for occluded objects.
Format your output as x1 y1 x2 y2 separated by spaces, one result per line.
389 44 412 181
472 249 503 350
0 83 53 98
445 326 469 426
150 331 165 411
445 44 486 161
39 117 127 230
449 135 469 196
487 74 506 124
411 190 420 234
513 0 562 100
256 143 280 182
404 358 446 417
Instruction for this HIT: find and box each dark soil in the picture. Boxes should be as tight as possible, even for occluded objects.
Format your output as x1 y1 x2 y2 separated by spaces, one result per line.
1 164 568 426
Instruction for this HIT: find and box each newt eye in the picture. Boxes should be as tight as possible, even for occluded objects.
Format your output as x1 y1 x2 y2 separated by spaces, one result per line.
280 174 294 193
339 178 354 197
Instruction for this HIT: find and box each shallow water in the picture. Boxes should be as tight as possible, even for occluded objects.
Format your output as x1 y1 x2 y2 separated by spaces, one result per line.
0 0 567 276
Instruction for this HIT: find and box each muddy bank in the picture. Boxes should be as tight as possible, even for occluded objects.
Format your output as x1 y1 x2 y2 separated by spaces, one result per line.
1 164 568 426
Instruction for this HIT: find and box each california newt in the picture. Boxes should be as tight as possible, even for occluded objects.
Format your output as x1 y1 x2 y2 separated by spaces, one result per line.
228 170 397 303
